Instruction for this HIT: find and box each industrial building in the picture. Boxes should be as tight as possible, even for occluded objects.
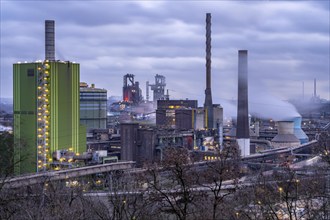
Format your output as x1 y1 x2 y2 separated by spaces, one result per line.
13 20 86 174
156 99 198 129
80 82 107 130
120 123 194 166
123 74 142 104
146 74 167 106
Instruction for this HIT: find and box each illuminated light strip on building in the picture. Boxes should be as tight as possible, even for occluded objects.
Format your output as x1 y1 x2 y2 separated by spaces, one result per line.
36 61 51 172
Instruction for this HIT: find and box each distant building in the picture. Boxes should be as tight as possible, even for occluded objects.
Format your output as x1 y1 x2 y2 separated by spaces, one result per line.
146 74 167 107
120 123 194 166
13 61 86 174
80 82 107 130
156 99 198 129
123 74 142 104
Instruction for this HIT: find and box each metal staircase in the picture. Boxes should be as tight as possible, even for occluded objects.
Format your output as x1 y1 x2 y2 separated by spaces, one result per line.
36 61 51 172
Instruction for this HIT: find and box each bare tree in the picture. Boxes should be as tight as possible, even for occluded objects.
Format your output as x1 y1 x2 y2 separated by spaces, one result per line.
144 147 202 220
196 141 241 220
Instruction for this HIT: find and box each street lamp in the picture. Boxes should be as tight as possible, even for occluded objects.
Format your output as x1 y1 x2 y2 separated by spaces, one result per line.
278 187 283 201
295 179 300 199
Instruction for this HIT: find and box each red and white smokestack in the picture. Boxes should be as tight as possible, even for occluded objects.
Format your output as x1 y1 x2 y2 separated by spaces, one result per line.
236 50 250 156
45 20 55 61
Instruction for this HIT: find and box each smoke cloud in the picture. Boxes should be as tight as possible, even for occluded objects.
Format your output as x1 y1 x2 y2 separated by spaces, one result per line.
217 85 301 121
249 86 300 121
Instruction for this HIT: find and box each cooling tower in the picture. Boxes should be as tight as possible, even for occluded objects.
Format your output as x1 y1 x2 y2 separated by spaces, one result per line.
293 117 309 144
271 121 300 148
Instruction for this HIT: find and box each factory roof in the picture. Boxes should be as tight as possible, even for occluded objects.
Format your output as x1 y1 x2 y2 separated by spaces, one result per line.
80 87 107 92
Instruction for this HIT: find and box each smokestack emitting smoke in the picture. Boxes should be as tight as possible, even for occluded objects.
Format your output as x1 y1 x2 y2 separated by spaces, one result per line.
204 13 214 129
45 20 55 61
236 50 250 156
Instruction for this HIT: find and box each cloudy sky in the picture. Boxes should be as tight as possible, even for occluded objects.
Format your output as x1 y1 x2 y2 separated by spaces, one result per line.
1 0 329 117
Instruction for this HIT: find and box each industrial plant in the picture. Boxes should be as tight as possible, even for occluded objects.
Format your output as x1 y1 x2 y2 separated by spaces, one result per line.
1 2 329 218
6 13 330 176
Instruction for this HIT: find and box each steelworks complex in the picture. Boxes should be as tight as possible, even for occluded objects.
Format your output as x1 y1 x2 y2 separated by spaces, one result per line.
9 15 330 175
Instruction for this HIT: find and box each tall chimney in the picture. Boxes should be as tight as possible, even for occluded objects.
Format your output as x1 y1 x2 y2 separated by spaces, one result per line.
236 50 250 156
204 13 213 129
45 20 55 61
314 78 316 98
302 81 305 101
146 81 149 102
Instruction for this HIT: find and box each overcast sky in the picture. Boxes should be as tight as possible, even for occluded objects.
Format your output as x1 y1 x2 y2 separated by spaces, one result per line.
1 0 329 117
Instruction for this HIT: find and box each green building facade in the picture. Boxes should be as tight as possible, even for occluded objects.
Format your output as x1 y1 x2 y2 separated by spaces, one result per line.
13 61 86 174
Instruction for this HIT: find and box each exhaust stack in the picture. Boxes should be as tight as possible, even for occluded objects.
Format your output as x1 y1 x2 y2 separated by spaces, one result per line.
314 78 316 98
204 13 213 129
45 20 55 61
236 50 250 156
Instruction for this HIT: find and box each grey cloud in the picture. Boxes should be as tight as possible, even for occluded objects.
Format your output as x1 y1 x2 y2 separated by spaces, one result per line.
0 0 329 105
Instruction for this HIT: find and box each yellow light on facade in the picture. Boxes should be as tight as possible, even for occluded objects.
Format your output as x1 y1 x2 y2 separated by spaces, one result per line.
46 149 49 152
44 116 47 119
38 135 42 138
38 160 42 163
38 165 42 168
38 86 42 89
45 125 49 129
38 145 42 148
38 96 42 99
38 107 42 110
44 77 47 80
48 158 52 162
76 153 80 156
